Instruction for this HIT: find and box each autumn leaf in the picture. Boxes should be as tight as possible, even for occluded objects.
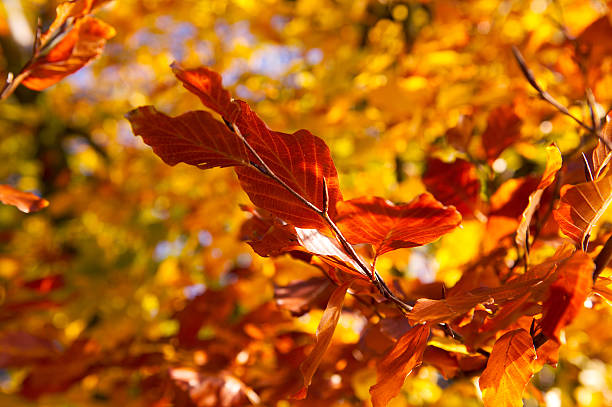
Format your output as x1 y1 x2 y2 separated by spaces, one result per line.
515 144 562 251
133 64 343 229
369 323 430 407
482 105 522 162
553 175 612 250
336 193 461 258
423 157 481 218
126 106 249 169
294 281 352 399
0 184 49 213
39 0 110 45
479 329 536 407
541 251 594 342
21 16 115 91
274 277 334 317
592 112 612 179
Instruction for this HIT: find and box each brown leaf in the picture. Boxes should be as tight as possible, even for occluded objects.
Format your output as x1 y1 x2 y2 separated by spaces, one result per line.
22 16 115 91
0 184 49 213
541 251 594 342
40 0 99 45
482 105 522 162
553 174 612 250
274 277 334 317
423 157 480 218
294 281 352 399
126 106 249 169
516 144 562 250
592 112 612 179
369 323 430 407
479 329 536 407
336 193 461 258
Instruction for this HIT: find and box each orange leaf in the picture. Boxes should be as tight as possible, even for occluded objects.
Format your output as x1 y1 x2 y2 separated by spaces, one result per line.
423 157 480 218
479 329 536 407
369 323 430 407
592 112 612 179
39 0 99 45
0 184 49 213
541 250 594 342
162 65 343 229
21 16 115 91
553 175 612 250
515 144 562 250
336 193 461 257
482 105 522 162
126 106 250 169
274 277 334 317
294 281 352 399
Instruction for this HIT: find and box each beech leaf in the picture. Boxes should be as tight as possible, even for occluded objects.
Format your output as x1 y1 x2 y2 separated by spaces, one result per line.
515 144 562 250
126 106 249 169
592 112 612 179
541 251 594 342
336 193 461 258
423 157 480 218
369 323 430 407
165 64 343 229
553 174 612 250
482 105 522 162
0 184 49 213
22 16 115 91
294 281 352 399
479 329 536 407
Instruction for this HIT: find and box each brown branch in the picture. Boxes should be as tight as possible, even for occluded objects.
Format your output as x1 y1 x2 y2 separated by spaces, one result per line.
594 234 612 282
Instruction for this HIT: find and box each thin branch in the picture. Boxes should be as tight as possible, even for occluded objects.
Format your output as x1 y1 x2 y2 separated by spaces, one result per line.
512 46 595 134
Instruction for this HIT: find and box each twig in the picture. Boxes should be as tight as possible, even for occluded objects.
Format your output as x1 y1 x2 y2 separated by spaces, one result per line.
511 46 595 134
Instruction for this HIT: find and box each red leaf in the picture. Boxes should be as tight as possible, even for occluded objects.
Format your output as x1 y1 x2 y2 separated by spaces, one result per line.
515 144 562 250
294 281 352 399
541 251 594 342
369 323 430 407
423 157 480 218
22 275 65 293
336 193 461 257
479 329 536 407
126 106 249 169
482 105 522 162
0 184 49 213
21 16 115 91
553 175 612 250
142 64 343 229
171 63 241 122
274 277 334 317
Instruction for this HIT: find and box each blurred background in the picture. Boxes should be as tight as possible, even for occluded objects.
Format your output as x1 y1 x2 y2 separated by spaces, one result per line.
1 0 612 406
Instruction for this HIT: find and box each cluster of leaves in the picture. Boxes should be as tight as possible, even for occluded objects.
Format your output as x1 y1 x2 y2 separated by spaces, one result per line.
2 0 612 406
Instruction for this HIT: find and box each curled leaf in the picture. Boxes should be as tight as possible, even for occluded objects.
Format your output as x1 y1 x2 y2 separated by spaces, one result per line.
479 329 536 407
294 281 352 399
22 16 115 91
592 112 612 179
553 175 612 250
336 193 461 258
0 184 49 213
515 144 562 251
369 323 430 407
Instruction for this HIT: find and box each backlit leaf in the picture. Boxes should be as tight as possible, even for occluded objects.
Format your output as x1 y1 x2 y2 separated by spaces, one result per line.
369 323 430 407
336 193 461 258
592 112 612 179
482 105 522 162
515 144 562 251
479 329 536 407
423 158 480 218
294 281 352 399
553 175 612 250
126 106 249 169
21 16 115 91
541 251 594 342
0 184 49 213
